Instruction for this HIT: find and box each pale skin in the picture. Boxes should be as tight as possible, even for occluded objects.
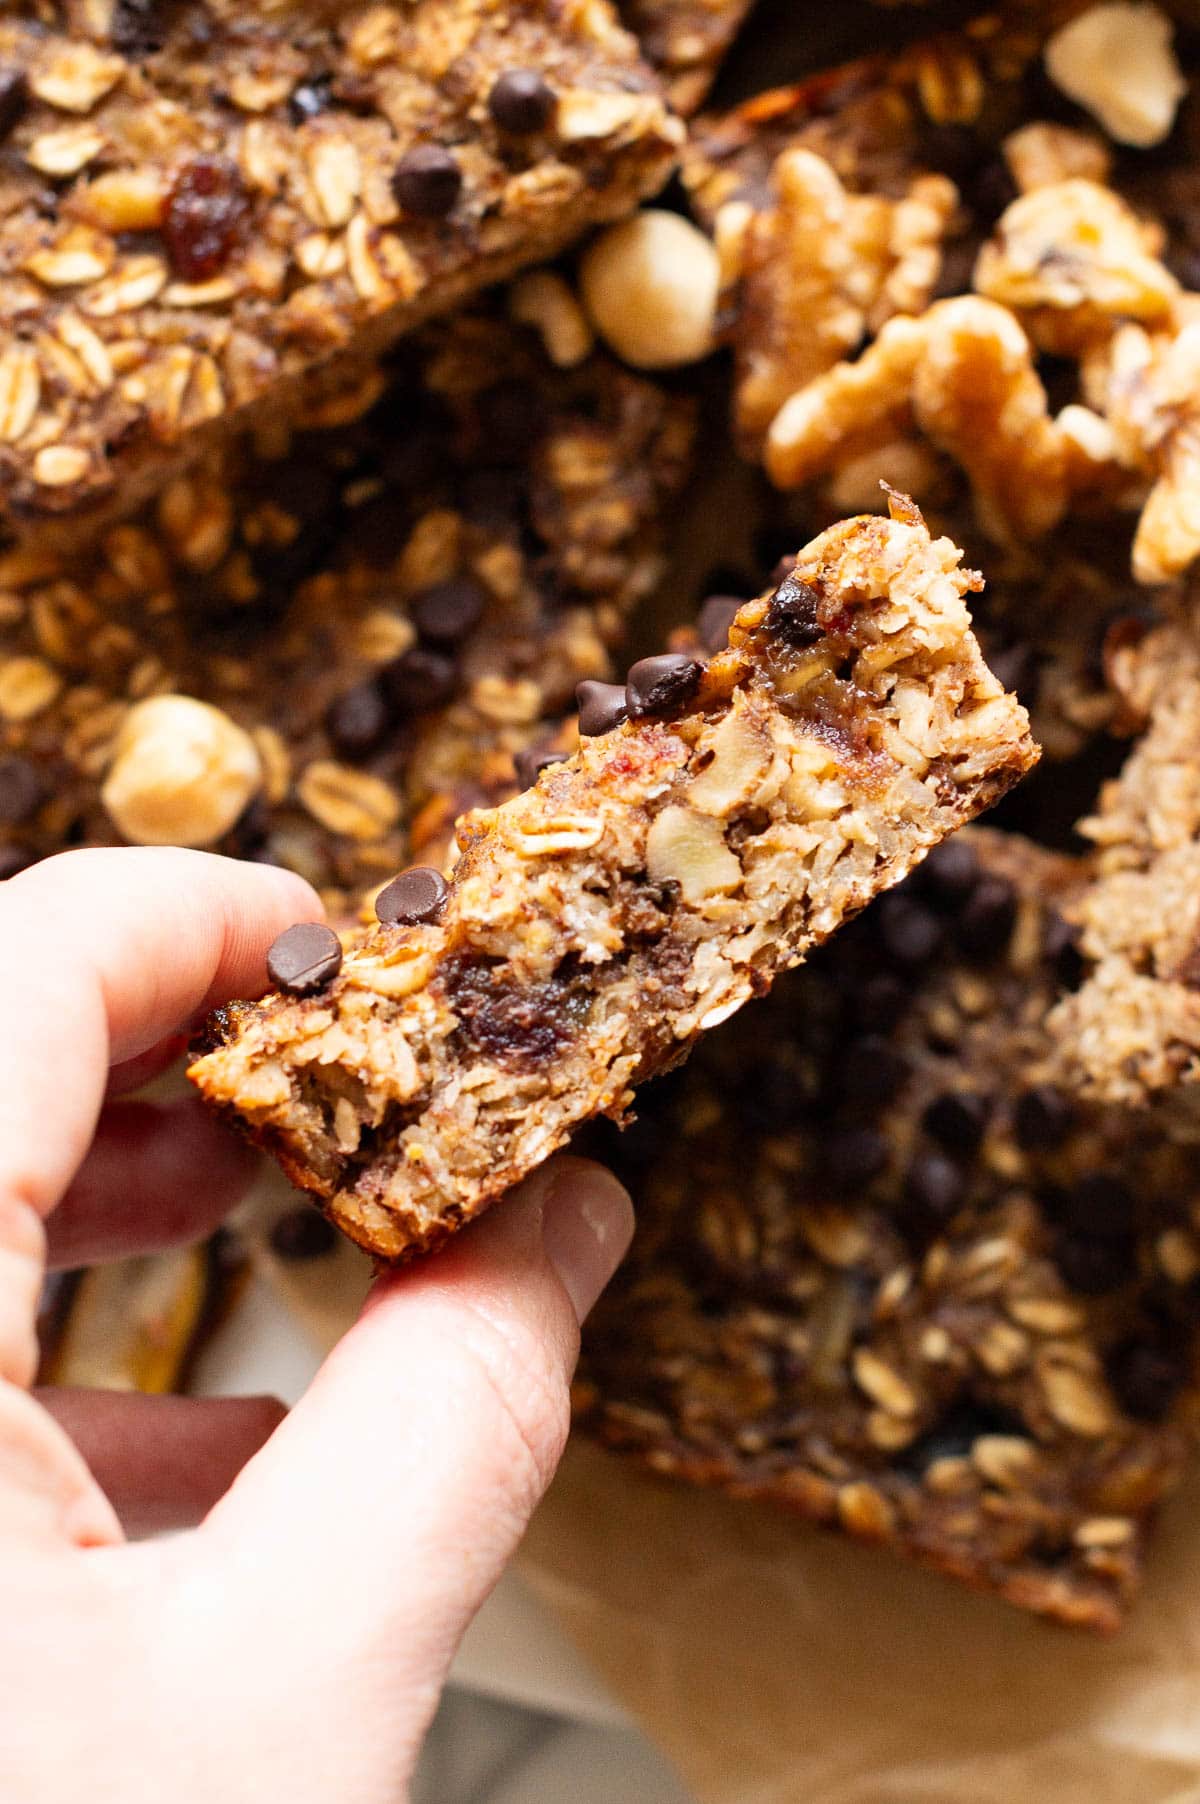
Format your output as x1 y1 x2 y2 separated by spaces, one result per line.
0 847 634 1802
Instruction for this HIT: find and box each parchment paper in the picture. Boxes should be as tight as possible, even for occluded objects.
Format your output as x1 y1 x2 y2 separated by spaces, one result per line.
517 1443 1200 1803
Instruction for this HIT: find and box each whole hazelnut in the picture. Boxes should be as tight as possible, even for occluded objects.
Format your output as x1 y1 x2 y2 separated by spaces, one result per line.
102 694 262 847
579 209 719 370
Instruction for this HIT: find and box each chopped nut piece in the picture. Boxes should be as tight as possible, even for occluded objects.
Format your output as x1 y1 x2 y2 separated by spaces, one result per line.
102 695 262 848
1044 2 1186 148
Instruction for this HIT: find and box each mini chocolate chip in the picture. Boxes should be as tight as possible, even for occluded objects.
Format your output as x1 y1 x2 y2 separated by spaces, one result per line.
392 144 462 217
844 1035 910 1108
1067 1171 1134 1239
384 647 458 713
851 971 910 1032
1107 1342 1189 1423
877 895 943 967
625 653 703 720
576 680 628 737
412 576 487 646
515 746 567 789
376 865 450 926
269 1207 338 1262
905 1151 966 1223
0 69 29 142
267 922 343 995
923 1090 988 1156
477 380 547 462
1055 1232 1132 1296
325 677 392 758
920 837 979 904
0 845 34 881
766 573 823 647
826 1126 890 1192
1013 1083 1074 1151
488 68 556 133
1043 911 1085 988
906 1399 1026 1470
696 594 742 652
955 874 1017 957
0 756 44 826
288 73 334 125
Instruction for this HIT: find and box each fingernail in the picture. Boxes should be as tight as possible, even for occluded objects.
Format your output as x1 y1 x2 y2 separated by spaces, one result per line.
540 1157 634 1323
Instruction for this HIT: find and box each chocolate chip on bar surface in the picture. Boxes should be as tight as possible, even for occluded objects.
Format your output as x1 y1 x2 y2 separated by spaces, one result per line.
374 866 449 926
0 0 682 535
574 828 1200 1633
267 922 344 996
189 496 1036 1264
0 303 694 912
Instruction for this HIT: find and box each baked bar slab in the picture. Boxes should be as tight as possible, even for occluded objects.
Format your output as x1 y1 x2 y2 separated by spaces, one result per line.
0 0 680 532
576 830 1200 1631
189 495 1037 1261
0 306 693 909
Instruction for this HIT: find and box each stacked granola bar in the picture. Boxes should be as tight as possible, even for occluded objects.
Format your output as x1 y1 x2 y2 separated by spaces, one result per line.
22 0 1200 1633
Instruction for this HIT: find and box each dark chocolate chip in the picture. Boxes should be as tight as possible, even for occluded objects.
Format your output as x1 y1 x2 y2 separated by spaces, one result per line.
826 1126 890 1192
325 677 392 758
384 647 458 713
515 746 567 789
904 1151 966 1223
919 837 979 905
1107 1342 1189 1423
844 1035 910 1108
269 1207 338 1262
487 68 556 133
852 971 910 1032
1055 1232 1131 1297
267 922 343 995
375 865 450 926
288 73 335 125
576 680 628 737
162 155 250 281
0 69 26 143
696 594 743 653
625 653 703 720
922 1090 988 1156
392 145 462 217
955 874 1017 957
111 0 174 56
1067 1171 1134 1239
765 573 823 648
0 756 44 826
476 380 547 462
1043 911 1085 988
905 1398 1027 1470
412 576 487 647
1013 1083 1074 1151
877 895 943 967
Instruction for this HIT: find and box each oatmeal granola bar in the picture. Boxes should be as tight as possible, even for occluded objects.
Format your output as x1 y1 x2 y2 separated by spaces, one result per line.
575 829 1200 1631
1046 604 1200 1114
0 0 681 533
0 306 693 910
188 496 1037 1261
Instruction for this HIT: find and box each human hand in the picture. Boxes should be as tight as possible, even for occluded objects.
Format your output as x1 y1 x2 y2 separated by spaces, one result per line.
0 848 633 1802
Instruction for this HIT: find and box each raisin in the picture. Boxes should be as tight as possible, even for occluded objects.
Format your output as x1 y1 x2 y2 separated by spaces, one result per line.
162 155 249 281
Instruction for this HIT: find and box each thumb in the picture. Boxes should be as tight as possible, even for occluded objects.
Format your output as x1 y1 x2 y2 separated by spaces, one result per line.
186 1156 632 1780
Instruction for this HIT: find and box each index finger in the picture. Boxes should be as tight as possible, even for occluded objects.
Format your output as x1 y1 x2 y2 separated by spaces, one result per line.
0 848 319 1385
